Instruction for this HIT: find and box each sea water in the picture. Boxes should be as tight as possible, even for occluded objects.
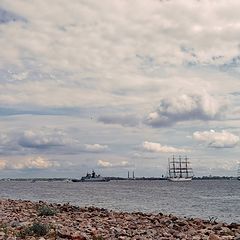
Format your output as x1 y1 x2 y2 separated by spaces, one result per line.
0 179 239 223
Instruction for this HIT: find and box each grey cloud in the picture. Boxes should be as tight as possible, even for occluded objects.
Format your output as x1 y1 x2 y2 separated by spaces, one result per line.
230 92 240 96
221 55 240 70
193 130 239 148
98 114 140 127
2 129 110 155
145 93 224 127
0 130 70 156
0 106 83 117
18 130 66 149
0 8 26 24
0 133 23 156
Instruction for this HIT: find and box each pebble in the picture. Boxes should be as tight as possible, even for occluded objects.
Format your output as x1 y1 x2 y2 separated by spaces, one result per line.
0 199 239 239
208 233 221 240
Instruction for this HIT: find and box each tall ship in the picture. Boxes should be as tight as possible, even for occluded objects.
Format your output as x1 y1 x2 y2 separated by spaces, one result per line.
168 155 193 182
72 170 110 182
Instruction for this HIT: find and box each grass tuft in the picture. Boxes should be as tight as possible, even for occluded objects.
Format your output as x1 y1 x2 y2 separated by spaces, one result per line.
38 205 56 216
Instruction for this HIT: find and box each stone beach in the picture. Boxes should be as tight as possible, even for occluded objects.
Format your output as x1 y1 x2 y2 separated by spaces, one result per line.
0 199 239 240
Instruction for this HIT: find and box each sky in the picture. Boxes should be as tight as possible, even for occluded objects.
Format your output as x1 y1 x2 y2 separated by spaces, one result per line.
0 0 240 178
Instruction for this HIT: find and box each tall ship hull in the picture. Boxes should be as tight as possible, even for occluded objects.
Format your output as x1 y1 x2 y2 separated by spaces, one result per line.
167 155 193 182
168 177 192 182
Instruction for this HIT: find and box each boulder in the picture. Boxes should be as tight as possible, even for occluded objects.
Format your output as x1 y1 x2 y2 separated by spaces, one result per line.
208 233 220 240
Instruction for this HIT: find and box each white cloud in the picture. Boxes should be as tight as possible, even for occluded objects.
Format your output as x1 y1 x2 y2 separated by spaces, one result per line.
15 156 56 169
0 156 57 170
142 141 188 153
145 92 224 127
193 130 239 148
97 159 131 168
0 159 7 169
97 160 112 168
84 144 109 153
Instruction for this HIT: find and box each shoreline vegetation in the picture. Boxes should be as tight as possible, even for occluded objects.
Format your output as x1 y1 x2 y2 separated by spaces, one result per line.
0 199 239 240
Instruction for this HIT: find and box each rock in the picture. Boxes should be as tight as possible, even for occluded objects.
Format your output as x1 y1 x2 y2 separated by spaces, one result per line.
208 233 220 240
57 228 72 238
71 231 87 240
175 232 186 239
176 220 188 226
0 199 239 240
10 220 20 227
48 228 56 236
229 223 239 229
213 223 223 231
171 216 178 221
0 232 5 240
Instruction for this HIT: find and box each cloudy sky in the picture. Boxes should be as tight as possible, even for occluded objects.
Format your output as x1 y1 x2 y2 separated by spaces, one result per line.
0 0 240 178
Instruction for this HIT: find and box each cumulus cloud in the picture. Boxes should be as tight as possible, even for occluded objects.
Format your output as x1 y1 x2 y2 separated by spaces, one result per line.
0 156 56 170
97 159 131 168
193 130 239 148
97 160 112 168
18 130 67 148
142 141 188 153
0 159 7 169
14 156 56 169
84 144 109 153
0 129 110 156
145 93 223 127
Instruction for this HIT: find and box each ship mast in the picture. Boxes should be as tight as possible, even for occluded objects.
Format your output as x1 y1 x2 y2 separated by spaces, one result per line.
185 156 188 178
173 155 176 178
168 155 193 180
168 158 171 178
179 156 182 178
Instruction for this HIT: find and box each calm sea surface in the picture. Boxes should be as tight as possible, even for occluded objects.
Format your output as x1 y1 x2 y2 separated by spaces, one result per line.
0 180 239 223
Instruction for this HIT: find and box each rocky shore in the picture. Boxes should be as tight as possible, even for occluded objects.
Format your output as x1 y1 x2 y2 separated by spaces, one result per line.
0 199 239 240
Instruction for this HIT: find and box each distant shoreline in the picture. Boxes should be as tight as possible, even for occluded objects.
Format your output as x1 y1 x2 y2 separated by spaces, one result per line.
0 199 239 239
0 176 238 182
